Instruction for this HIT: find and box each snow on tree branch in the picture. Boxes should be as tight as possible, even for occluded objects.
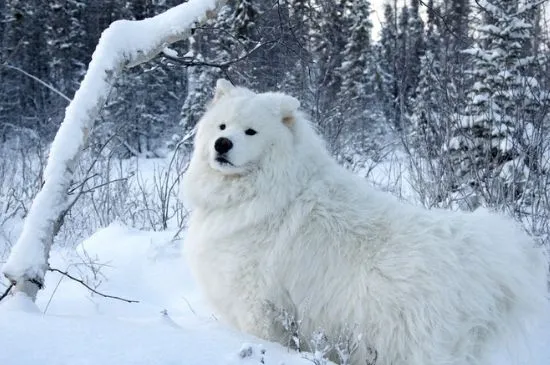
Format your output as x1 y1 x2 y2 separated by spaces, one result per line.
1 0 226 301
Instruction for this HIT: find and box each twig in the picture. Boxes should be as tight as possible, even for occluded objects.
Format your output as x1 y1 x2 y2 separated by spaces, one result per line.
68 173 101 194
1 63 71 102
48 268 139 303
0 283 14 302
43 270 66 314
79 175 133 195
182 296 197 316
161 40 277 70
56 134 127 237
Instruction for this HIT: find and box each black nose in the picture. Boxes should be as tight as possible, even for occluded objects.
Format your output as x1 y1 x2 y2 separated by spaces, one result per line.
214 137 233 154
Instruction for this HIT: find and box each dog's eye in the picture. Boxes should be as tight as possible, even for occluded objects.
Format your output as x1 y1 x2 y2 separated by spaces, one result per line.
245 128 257 136
219 124 226 130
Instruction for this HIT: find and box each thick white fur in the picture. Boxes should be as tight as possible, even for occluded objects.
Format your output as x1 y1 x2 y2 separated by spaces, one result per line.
182 80 548 365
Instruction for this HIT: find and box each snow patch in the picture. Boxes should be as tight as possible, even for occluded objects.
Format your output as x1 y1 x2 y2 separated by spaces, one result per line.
0 292 40 313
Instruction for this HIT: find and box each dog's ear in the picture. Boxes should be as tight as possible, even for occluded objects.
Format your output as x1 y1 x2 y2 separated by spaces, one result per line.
277 94 300 127
213 79 234 102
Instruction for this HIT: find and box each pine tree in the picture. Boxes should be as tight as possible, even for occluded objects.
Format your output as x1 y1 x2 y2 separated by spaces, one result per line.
377 2 400 128
234 0 257 40
179 38 219 133
338 0 373 105
393 0 425 127
45 1 87 97
405 0 425 102
101 0 186 157
1 0 53 137
441 0 471 108
336 0 375 148
282 0 314 100
311 0 351 99
179 5 235 132
304 0 354 142
448 0 547 209
411 0 443 153
442 0 470 56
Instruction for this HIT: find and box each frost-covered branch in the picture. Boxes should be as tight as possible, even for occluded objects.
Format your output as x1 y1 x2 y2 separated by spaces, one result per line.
1 0 226 302
474 0 548 18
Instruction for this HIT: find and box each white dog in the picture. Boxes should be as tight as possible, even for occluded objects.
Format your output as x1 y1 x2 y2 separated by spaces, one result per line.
182 79 548 365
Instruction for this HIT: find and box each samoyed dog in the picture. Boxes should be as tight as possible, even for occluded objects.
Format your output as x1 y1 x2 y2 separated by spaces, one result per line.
182 79 548 365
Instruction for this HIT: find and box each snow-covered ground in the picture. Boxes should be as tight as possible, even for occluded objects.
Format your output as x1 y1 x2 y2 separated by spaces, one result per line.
1 156 550 365
2 221 550 365
0 223 311 365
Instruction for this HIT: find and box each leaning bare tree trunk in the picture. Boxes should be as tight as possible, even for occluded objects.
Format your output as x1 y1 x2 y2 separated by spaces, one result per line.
2 0 226 301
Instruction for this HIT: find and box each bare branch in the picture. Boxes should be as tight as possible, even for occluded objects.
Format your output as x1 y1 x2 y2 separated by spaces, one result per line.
68 173 101 195
48 268 139 303
79 176 133 195
0 283 14 302
0 63 72 102
161 40 277 70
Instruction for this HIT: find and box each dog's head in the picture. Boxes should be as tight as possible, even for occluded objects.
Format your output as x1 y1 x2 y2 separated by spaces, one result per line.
193 79 300 176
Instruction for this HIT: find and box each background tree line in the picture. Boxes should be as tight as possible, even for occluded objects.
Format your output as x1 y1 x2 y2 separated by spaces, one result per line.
2 0 550 242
